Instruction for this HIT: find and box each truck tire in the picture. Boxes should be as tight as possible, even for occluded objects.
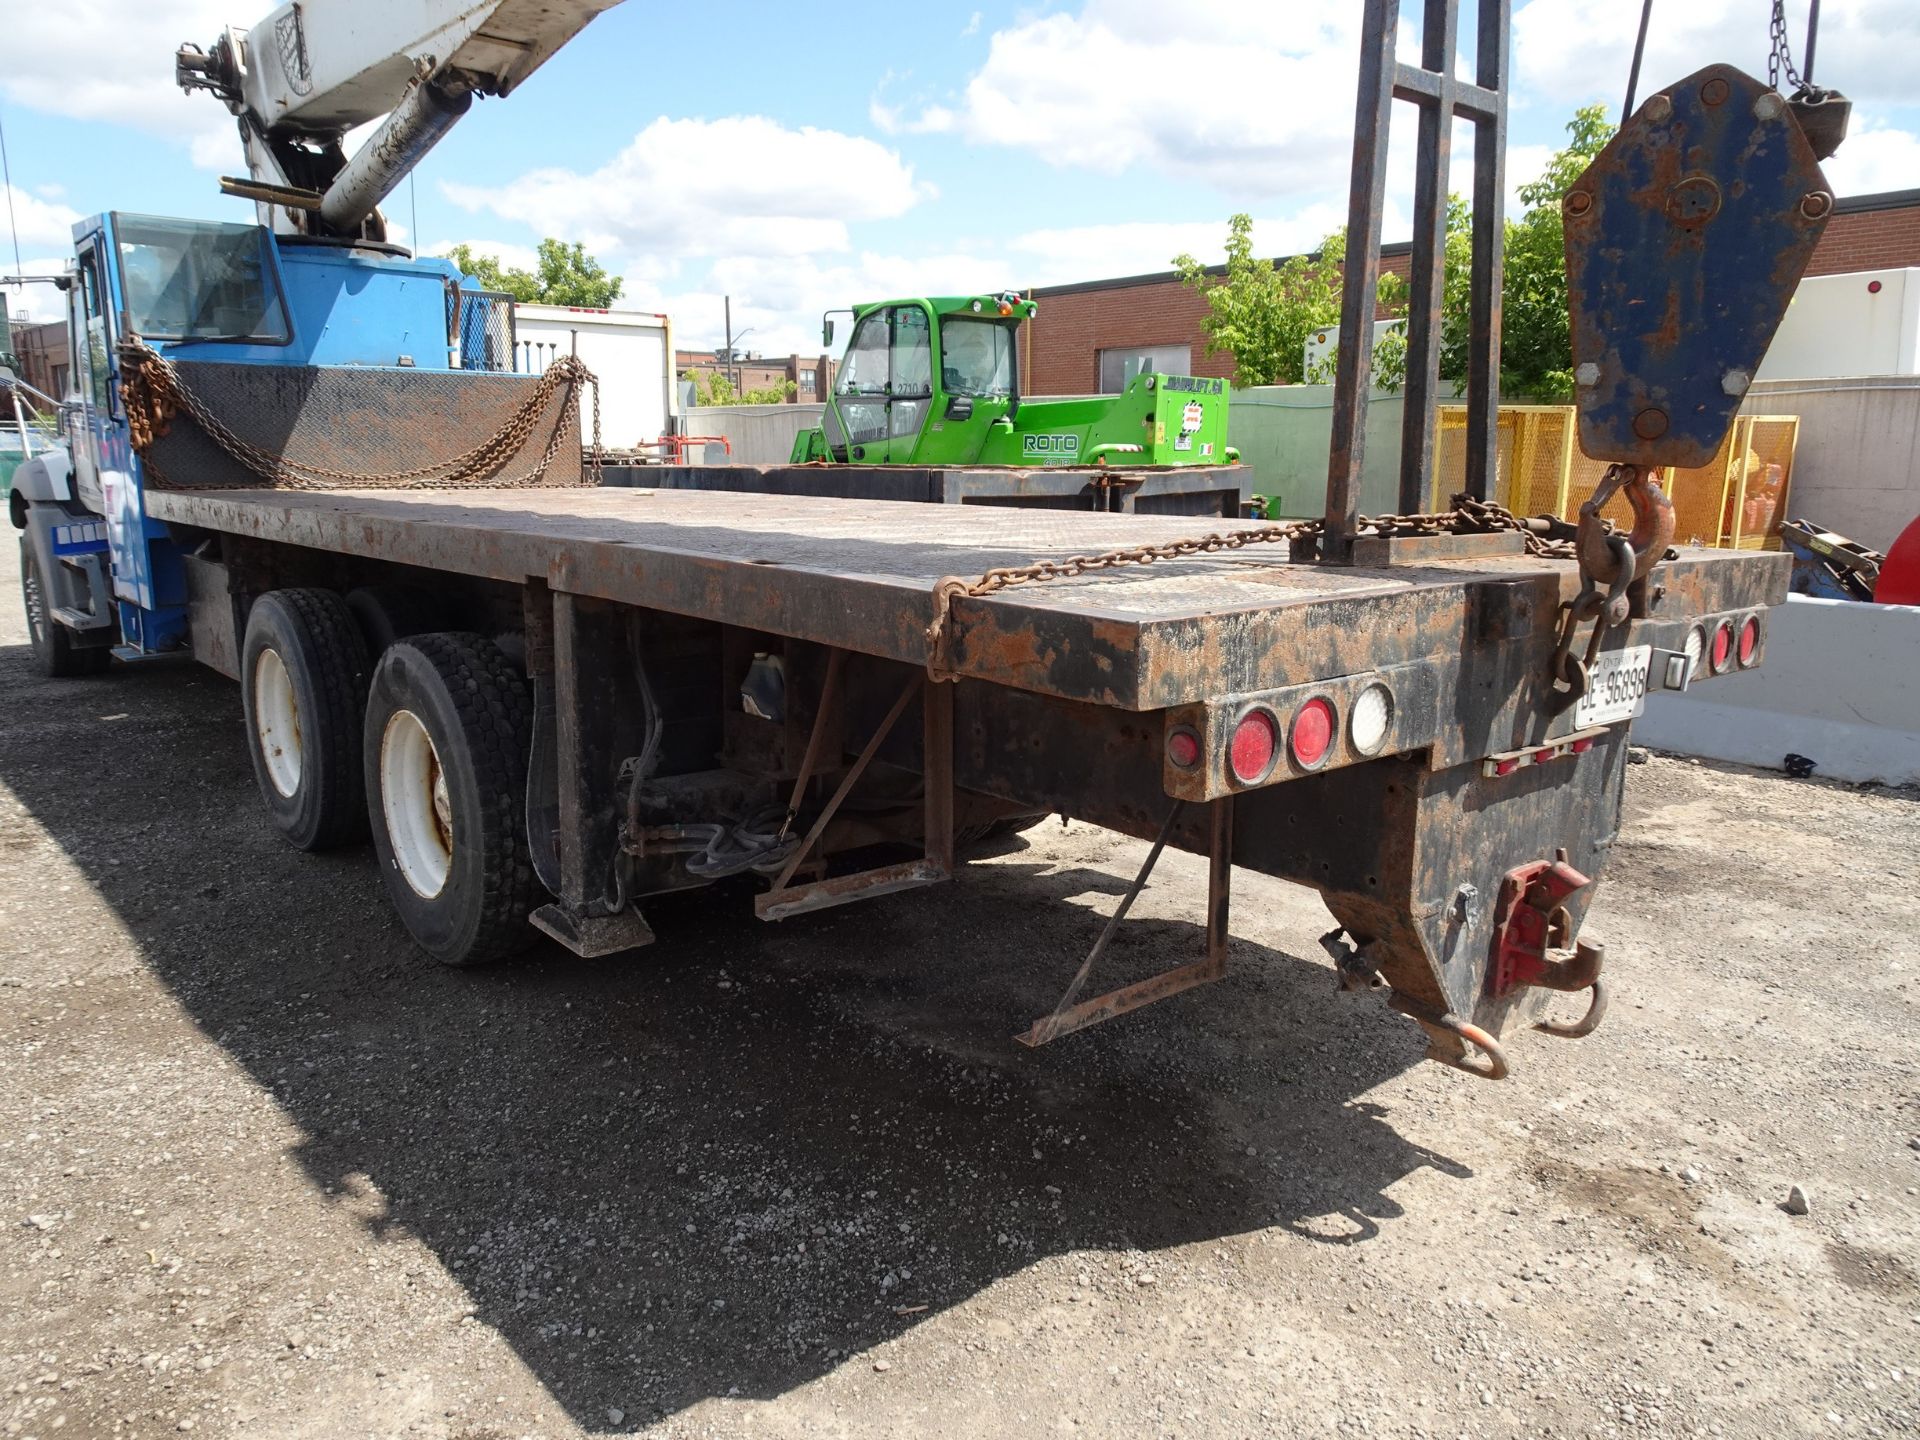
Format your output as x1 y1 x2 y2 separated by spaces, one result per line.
344 584 448 657
240 588 372 850
363 632 537 967
19 538 110 678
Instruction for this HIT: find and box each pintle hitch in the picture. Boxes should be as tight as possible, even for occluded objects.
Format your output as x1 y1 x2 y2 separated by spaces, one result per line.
1492 850 1609 1039
1321 926 1388 993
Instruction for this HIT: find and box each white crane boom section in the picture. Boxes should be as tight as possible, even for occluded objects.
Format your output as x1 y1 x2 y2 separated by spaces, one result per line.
178 0 623 239
236 0 619 130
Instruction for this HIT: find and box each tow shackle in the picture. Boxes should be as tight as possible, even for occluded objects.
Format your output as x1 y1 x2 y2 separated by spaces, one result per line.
1575 464 1675 625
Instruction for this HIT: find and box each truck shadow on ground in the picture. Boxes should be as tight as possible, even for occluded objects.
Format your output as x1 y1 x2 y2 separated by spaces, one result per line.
0 645 1469 1428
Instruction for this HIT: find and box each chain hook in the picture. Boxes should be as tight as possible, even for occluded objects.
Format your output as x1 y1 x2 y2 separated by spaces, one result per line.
1575 465 1674 599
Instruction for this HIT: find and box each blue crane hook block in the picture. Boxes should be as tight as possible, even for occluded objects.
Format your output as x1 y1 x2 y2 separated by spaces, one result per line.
1564 64 1831 469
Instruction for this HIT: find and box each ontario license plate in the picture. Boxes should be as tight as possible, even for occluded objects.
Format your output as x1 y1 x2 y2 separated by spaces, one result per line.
1576 644 1653 728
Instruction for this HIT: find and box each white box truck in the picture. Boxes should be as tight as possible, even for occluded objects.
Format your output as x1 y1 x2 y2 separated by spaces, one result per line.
1757 268 1920 381
513 303 677 453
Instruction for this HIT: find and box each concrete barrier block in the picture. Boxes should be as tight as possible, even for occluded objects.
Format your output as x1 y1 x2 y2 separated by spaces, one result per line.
1636 594 1920 785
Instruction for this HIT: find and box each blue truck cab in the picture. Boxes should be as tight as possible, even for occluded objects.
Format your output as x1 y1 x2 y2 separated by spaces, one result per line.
12 213 473 668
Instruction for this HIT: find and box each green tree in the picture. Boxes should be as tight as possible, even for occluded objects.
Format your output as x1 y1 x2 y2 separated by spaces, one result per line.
687 370 796 406
1175 215 1408 388
1175 107 1611 399
1438 105 1614 399
1498 104 1613 399
446 238 624 307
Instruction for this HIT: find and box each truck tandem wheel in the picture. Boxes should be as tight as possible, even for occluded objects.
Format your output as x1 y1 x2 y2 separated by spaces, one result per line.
344 584 450 657
20 538 109 678
240 588 373 850
364 632 538 967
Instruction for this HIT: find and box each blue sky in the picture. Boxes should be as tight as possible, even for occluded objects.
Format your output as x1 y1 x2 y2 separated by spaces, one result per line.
4 1 1916 352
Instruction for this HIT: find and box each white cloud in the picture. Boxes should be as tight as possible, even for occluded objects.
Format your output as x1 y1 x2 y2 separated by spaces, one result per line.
1514 0 1920 113
688 250 1015 353
1820 118 1920 196
0 189 80 326
2 260 73 324
1514 0 1920 198
0 186 83 255
636 207 1434 358
939 1 1366 195
962 12 982 39
869 98 957 137
1007 206 1376 286
429 237 541 274
927 0 1917 211
0 1 235 163
443 115 924 261
868 71 957 137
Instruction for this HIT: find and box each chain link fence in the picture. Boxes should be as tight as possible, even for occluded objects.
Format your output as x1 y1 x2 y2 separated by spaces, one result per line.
445 283 517 374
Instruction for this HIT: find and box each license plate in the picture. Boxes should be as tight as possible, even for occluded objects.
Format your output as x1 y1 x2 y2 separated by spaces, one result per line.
1576 644 1653 728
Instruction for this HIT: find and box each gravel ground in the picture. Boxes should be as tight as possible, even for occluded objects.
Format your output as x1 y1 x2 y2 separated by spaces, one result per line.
2 537 1916 1440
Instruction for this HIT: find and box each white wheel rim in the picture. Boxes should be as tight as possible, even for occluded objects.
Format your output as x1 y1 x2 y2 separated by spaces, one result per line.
252 647 303 798
22 553 46 641
381 708 452 899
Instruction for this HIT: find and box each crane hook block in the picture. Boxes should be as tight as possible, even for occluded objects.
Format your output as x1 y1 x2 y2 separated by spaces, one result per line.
1562 64 1831 469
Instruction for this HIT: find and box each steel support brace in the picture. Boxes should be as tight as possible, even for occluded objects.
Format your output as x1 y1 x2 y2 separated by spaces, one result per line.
1016 797 1234 1047
529 589 656 958
1326 0 1509 545
754 664 955 921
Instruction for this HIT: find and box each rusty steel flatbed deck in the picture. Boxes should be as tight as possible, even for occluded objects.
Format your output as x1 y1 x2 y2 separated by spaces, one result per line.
145 486 1785 710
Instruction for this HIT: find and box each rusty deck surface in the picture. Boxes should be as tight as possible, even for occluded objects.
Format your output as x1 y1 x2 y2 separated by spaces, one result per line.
145 486 1785 710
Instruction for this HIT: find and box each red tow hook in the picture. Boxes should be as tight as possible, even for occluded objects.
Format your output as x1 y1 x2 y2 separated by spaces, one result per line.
1575 464 1675 625
1492 849 1609 1038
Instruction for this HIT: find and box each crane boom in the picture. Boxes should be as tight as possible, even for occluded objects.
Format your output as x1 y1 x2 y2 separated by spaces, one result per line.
177 0 623 241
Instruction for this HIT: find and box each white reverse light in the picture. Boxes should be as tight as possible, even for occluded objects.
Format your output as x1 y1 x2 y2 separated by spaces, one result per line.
1683 625 1706 680
1349 681 1394 756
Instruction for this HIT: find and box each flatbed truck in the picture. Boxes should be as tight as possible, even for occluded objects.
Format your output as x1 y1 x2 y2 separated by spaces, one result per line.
7 0 1833 1079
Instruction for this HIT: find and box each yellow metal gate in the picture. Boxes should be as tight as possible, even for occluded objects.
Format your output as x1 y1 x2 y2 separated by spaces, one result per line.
1430 405 1798 549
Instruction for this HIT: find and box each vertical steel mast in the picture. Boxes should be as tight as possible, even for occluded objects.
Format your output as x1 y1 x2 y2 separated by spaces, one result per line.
1324 0 1510 558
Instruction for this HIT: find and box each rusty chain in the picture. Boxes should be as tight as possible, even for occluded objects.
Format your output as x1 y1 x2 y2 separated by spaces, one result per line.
925 497 1579 682
1767 0 1805 93
1548 462 1678 699
119 339 602 490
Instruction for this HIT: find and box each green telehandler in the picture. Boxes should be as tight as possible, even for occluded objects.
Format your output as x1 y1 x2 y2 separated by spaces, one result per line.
792 293 1237 471
608 292 1253 518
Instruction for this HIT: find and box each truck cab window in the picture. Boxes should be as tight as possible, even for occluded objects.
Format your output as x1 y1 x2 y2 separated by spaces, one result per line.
888 306 933 441
76 249 112 412
941 318 1014 398
112 214 291 344
835 310 890 447
837 311 890 396
889 306 932 397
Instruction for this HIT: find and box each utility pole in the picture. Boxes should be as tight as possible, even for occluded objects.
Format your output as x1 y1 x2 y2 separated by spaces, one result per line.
723 295 734 394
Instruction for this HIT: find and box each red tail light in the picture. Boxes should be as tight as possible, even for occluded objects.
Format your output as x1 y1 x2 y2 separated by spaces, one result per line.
1229 710 1277 783
1711 619 1734 673
1737 615 1760 666
1290 697 1336 769
1166 726 1201 769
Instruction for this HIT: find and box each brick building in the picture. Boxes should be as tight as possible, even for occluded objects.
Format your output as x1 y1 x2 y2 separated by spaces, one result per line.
1023 188 1920 395
677 349 836 404
7 320 70 407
